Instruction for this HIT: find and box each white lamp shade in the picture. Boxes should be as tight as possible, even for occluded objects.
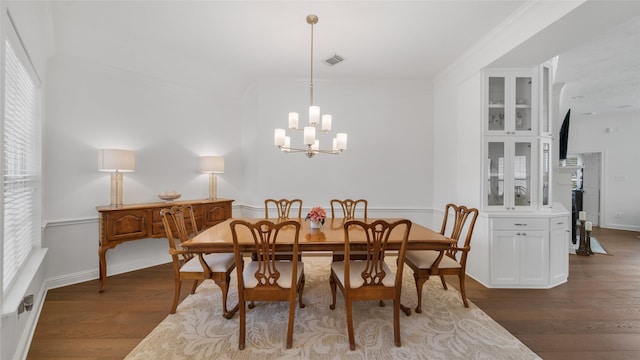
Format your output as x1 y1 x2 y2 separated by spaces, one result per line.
336 133 348 150
288 112 299 130
98 149 135 172
274 128 285 146
309 106 320 125
303 126 316 145
321 114 332 131
201 156 224 174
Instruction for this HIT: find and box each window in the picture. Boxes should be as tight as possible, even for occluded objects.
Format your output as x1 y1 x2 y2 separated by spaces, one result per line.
2 12 41 293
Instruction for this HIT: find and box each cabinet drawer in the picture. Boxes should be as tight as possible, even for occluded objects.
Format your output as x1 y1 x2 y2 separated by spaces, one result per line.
492 218 547 230
550 216 569 230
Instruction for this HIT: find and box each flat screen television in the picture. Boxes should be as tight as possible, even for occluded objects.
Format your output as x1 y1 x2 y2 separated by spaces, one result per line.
559 109 570 161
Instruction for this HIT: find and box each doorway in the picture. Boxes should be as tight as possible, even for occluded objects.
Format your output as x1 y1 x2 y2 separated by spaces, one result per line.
571 152 602 226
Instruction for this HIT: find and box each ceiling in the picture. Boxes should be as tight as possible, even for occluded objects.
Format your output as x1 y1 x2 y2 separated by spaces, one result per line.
45 1 640 117
555 14 640 118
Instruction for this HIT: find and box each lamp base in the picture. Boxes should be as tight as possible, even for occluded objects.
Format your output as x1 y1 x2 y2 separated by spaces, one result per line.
208 173 218 200
110 172 124 206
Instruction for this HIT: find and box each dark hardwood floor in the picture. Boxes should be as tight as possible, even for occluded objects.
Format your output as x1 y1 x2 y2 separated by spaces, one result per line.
27 227 640 359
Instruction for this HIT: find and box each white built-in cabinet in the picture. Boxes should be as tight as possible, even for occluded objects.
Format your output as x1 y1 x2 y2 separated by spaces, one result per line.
480 63 569 288
489 216 569 288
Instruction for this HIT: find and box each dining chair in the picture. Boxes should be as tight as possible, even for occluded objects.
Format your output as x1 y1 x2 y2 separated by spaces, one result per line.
330 198 368 219
404 203 479 312
329 219 412 350
263 198 303 262
330 199 369 262
230 219 305 350
160 204 236 318
264 198 303 219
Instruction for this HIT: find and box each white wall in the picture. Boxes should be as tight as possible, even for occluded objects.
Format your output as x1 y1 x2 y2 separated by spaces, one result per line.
567 111 640 231
242 78 434 223
44 57 243 219
41 60 436 283
42 55 244 284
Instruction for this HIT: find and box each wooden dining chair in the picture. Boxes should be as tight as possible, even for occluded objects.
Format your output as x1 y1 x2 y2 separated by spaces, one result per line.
264 198 303 219
404 203 479 312
263 198 303 262
160 205 236 318
230 219 305 350
330 198 368 219
330 199 369 262
329 219 412 350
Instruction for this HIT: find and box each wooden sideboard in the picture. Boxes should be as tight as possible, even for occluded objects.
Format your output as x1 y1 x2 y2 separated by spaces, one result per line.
96 198 234 291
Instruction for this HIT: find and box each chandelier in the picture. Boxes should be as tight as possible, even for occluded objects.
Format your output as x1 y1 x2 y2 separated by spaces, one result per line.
273 14 348 158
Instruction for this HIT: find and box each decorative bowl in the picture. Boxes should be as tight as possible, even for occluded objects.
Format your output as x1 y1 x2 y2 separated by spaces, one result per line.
158 193 181 201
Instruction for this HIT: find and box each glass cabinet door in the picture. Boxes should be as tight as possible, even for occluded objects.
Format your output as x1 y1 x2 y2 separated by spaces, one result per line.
487 141 505 207
513 141 532 207
487 76 506 132
540 63 552 136
540 139 551 207
514 76 532 132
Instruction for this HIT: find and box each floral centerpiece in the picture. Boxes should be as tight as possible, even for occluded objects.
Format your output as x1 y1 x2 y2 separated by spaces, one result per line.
306 206 326 228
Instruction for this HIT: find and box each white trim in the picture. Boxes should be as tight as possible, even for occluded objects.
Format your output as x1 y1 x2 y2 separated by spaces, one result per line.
1 248 47 317
12 280 46 360
41 217 98 230
46 253 170 291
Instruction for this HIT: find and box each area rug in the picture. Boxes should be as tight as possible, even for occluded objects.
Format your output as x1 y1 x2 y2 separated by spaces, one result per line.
125 256 540 360
569 236 609 255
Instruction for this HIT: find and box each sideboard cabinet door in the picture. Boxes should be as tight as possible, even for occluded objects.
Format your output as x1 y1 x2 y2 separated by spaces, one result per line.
202 202 232 228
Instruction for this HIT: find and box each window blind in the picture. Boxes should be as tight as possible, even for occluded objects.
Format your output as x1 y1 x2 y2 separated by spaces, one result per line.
3 37 36 292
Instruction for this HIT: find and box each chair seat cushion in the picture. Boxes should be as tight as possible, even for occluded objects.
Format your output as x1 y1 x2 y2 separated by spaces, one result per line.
331 261 396 288
180 253 235 273
405 250 461 269
243 261 304 289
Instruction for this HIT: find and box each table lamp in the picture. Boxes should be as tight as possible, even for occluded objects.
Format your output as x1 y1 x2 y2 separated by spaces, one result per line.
201 156 224 200
99 149 135 206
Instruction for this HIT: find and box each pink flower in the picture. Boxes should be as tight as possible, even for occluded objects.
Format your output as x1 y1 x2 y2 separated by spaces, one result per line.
306 206 326 224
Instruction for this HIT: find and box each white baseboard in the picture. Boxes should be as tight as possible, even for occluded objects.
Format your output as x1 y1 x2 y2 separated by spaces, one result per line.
46 255 171 290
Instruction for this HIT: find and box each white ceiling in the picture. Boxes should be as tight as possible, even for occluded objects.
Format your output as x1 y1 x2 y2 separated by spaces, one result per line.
555 14 640 118
47 0 525 94
45 1 640 117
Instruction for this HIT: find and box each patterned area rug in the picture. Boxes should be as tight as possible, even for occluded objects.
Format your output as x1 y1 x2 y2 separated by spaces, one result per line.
126 256 540 359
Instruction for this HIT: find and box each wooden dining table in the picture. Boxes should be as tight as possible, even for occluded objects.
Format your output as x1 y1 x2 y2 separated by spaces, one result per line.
181 217 456 316
181 217 455 254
